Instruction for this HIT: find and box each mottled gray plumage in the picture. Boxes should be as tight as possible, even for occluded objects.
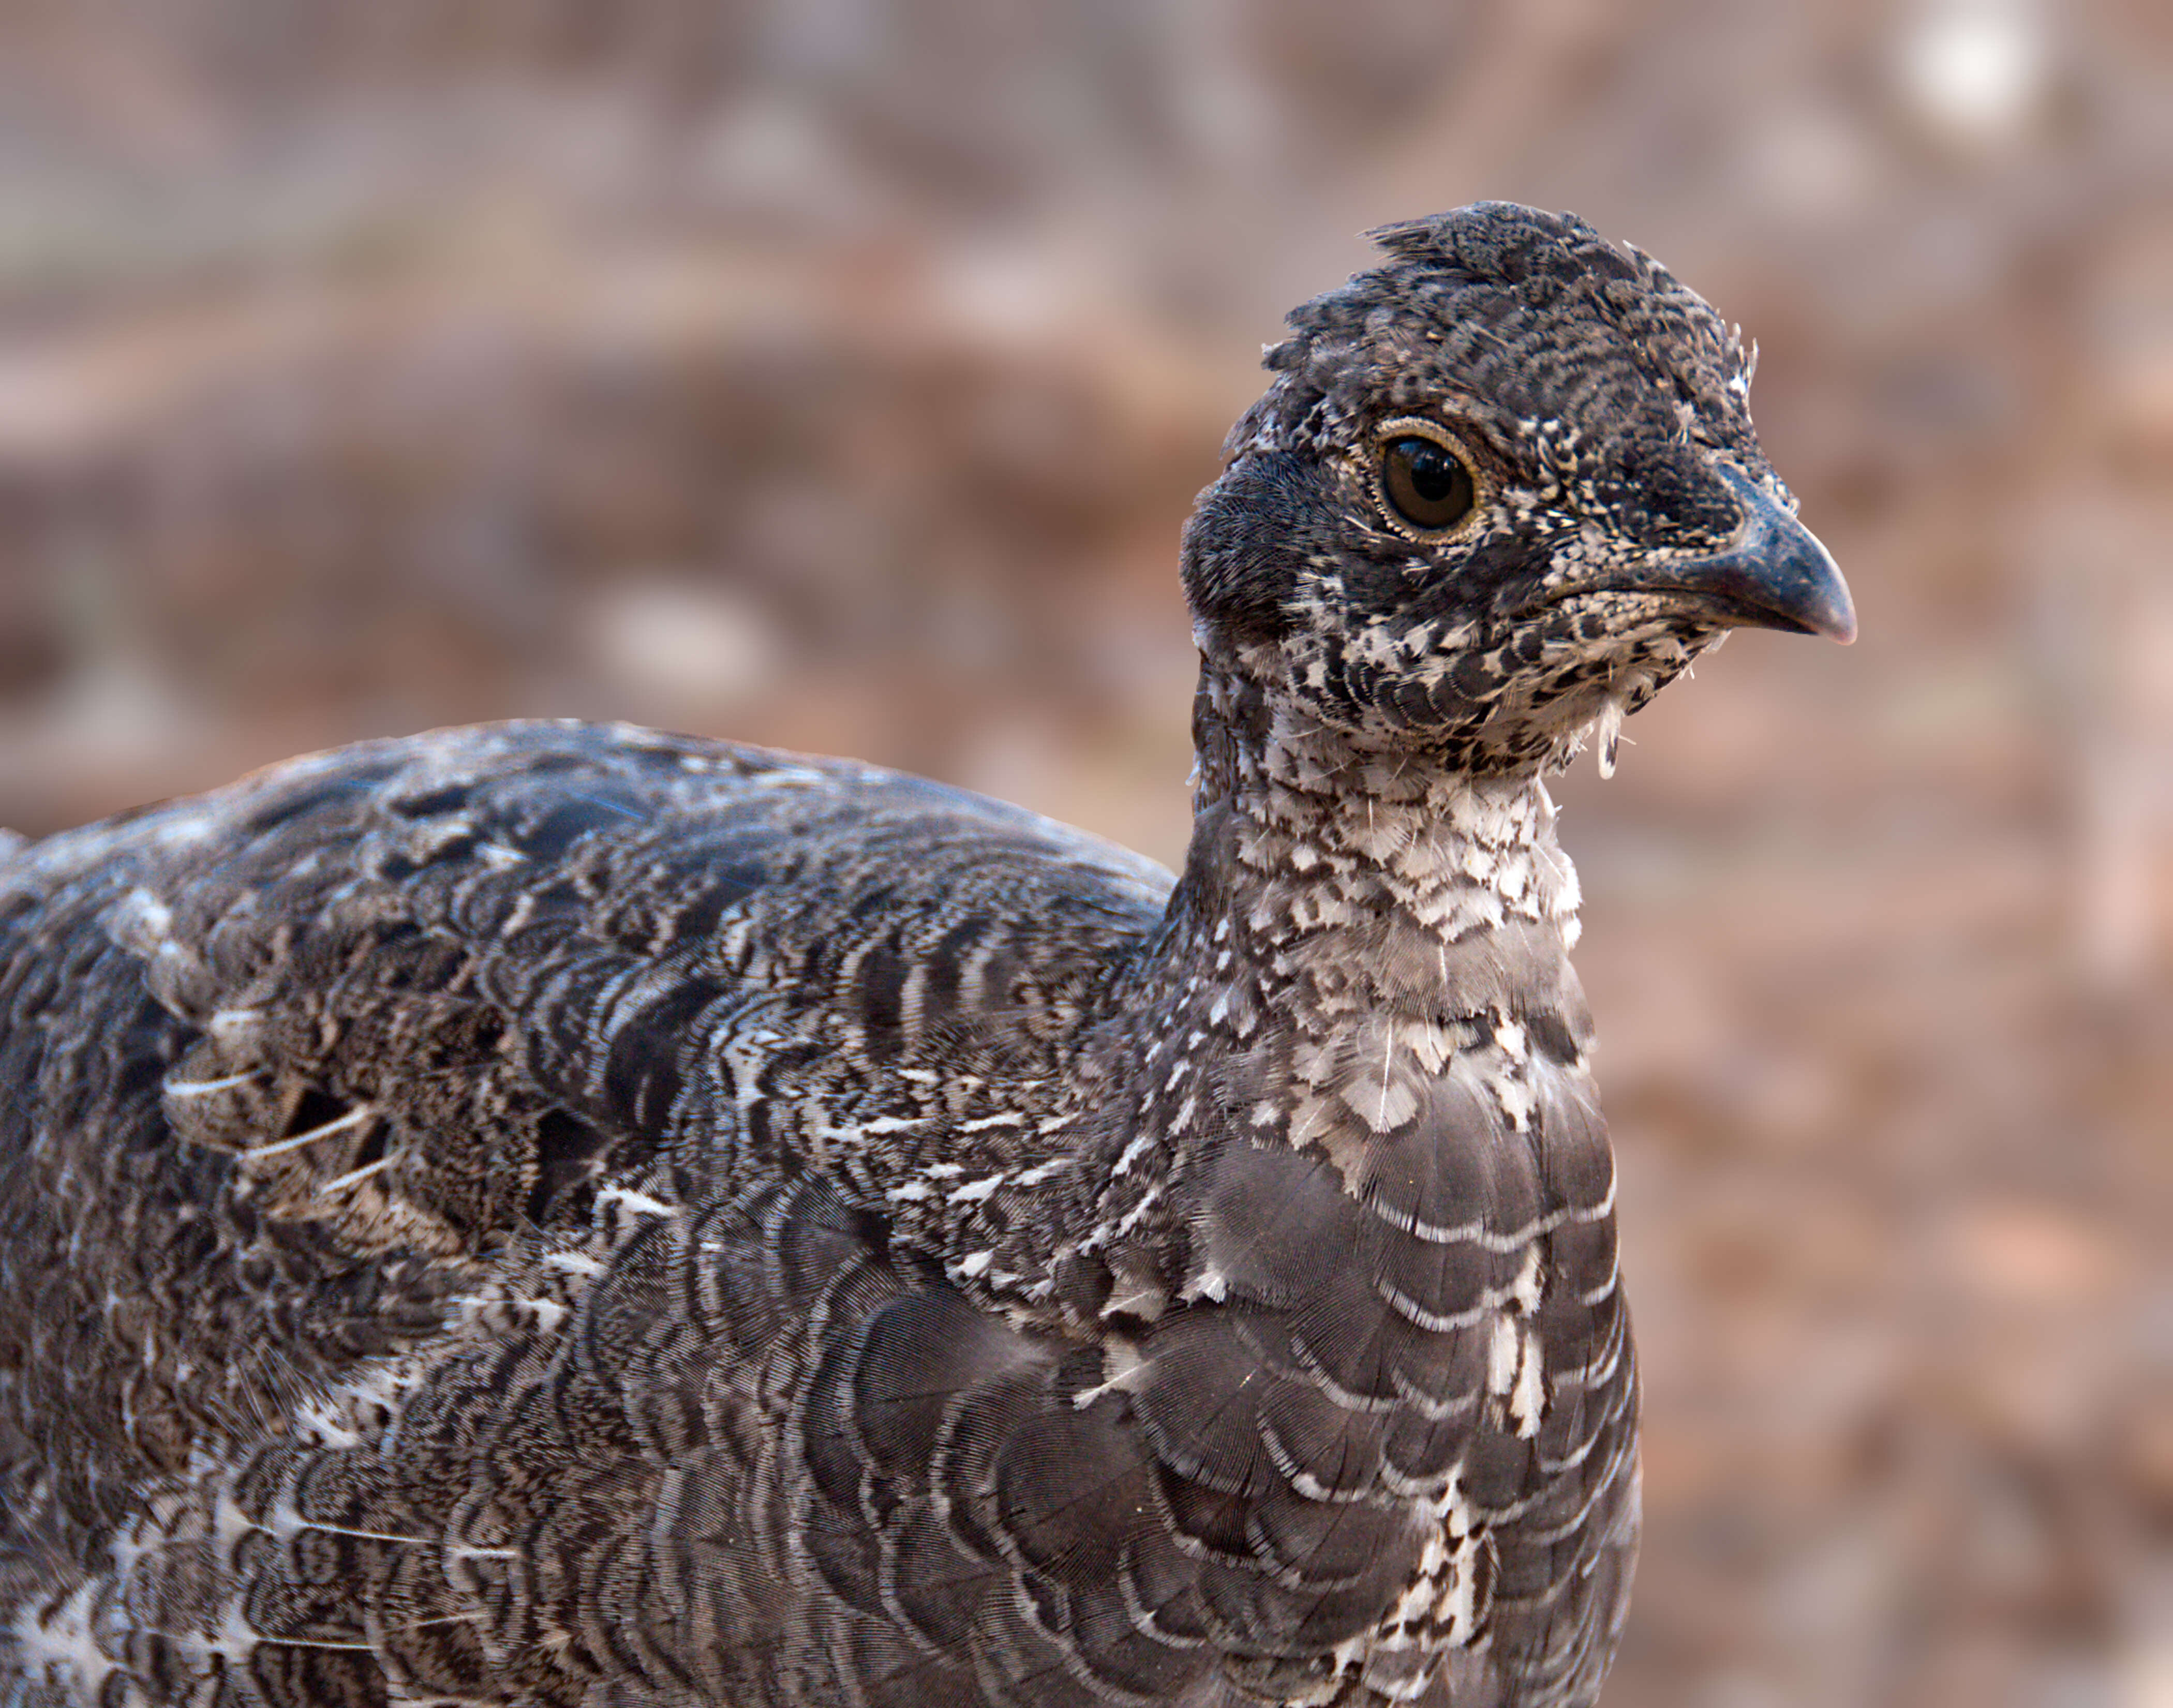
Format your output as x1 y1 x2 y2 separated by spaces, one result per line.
0 204 1850 1708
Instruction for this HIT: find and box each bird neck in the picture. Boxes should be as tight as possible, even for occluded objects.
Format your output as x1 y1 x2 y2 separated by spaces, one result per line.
1166 650 1583 989
1080 654 1588 1266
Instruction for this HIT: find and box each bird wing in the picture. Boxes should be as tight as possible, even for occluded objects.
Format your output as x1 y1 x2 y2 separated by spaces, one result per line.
0 721 1167 1666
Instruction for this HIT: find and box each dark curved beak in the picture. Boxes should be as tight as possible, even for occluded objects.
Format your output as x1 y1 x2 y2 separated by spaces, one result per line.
1649 467 1857 644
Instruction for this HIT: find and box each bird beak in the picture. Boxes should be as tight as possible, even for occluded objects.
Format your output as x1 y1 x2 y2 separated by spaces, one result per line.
1647 466 1857 644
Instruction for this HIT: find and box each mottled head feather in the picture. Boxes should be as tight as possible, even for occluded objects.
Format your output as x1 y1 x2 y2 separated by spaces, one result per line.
1259 204 1757 481
1183 202 1791 775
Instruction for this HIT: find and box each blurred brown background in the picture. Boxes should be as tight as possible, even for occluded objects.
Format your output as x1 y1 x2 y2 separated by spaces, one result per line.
1 3 2167 1703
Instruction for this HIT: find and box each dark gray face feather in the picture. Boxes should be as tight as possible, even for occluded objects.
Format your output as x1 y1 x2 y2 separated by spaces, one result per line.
1183 202 1855 775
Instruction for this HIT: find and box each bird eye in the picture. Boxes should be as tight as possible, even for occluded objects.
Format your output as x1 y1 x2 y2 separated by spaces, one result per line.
1380 433 1476 533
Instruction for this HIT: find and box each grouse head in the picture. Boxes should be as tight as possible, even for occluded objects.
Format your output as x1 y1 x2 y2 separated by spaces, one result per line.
1181 201 1855 777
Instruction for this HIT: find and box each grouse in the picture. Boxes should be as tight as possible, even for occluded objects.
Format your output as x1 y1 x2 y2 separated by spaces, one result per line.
0 204 1853 1708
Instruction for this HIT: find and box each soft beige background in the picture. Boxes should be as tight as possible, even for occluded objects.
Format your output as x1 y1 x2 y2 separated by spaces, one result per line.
1 5 2167 1704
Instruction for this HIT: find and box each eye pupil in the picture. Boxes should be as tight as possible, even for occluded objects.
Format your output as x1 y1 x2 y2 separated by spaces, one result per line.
1405 442 1457 501
1382 435 1476 530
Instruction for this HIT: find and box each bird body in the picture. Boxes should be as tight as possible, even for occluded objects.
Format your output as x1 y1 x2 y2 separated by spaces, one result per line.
0 205 1851 1708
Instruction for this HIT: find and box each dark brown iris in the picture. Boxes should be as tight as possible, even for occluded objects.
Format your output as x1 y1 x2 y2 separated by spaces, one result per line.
1381 435 1476 532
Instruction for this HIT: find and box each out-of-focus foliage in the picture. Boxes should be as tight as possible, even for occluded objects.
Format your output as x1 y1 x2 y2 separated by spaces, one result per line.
0 4 2166 1704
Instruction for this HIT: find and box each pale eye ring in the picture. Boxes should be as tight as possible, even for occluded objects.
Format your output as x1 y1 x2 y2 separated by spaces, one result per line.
1377 423 1478 534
